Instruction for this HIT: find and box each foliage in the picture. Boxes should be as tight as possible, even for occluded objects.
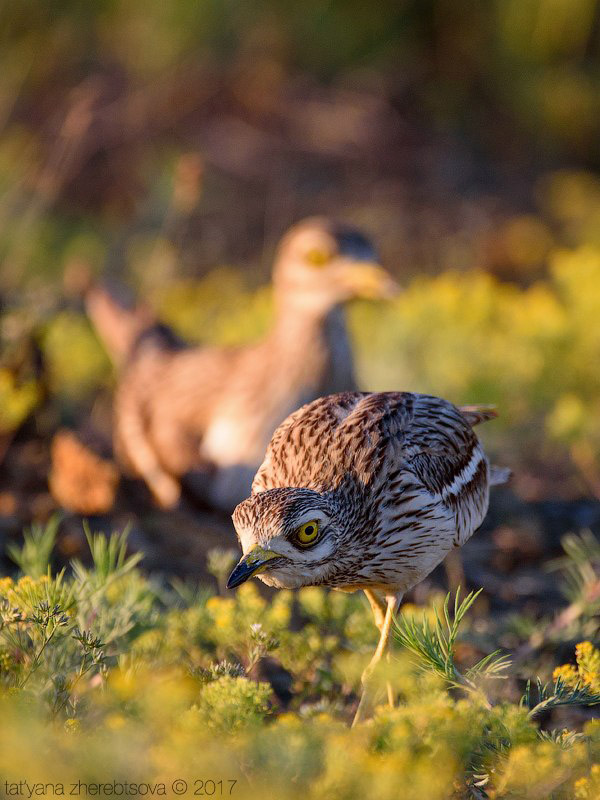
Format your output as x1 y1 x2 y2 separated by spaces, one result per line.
395 589 511 696
521 674 600 720
152 271 273 348
0 367 40 435
193 675 272 734
2 1 600 171
554 641 600 696
41 311 111 401
6 514 60 578
0 526 599 798
549 532 600 622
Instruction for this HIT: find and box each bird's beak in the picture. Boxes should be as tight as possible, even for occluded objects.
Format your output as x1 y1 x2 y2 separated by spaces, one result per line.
337 260 400 300
226 546 284 589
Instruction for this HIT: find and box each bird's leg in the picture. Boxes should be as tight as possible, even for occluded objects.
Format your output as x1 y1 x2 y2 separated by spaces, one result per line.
352 593 397 727
363 588 387 630
363 589 396 709
444 548 465 595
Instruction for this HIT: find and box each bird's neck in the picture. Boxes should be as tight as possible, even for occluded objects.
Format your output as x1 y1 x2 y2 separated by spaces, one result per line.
265 296 355 403
270 291 342 352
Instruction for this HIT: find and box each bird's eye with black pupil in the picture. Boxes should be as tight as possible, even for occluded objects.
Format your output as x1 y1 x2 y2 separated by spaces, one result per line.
305 248 330 267
295 520 320 547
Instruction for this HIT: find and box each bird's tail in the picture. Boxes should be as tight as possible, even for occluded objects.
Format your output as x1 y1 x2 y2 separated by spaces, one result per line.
489 465 511 485
459 405 511 485
85 283 156 367
459 404 498 426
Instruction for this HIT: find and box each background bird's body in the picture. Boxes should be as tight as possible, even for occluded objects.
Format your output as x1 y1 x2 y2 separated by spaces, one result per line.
112 304 356 509
88 218 395 511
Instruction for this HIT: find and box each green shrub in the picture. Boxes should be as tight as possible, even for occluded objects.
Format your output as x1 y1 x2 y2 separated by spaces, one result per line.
0 525 599 798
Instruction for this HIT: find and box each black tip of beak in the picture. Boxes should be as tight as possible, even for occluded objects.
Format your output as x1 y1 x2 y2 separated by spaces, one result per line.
226 552 285 590
226 559 256 590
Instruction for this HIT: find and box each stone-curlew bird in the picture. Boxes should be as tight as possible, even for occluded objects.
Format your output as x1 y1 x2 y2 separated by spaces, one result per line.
227 391 509 724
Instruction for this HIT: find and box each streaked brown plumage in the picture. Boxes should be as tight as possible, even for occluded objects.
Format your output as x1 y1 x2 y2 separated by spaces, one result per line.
227 391 509 723
87 218 396 511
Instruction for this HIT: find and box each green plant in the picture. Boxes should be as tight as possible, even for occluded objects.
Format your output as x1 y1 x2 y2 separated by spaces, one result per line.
206 547 238 596
394 589 511 698
7 515 60 577
521 675 600 720
0 368 40 435
71 522 142 590
1 526 599 799
193 675 273 734
550 531 600 623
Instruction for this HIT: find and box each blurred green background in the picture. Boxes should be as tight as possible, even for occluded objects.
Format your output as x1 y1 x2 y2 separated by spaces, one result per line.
2 8 600 796
2 0 600 503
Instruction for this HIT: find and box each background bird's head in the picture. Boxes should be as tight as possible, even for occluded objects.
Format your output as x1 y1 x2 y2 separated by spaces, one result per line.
228 487 345 589
272 217 398 313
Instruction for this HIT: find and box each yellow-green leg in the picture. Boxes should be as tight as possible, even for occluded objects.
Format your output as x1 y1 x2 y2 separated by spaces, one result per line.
444 548 464 594
364 588 387 629
352 592 398 727
363 589 396 708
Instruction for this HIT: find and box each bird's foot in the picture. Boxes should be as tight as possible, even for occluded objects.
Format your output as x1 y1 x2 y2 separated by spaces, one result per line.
149 471 181 509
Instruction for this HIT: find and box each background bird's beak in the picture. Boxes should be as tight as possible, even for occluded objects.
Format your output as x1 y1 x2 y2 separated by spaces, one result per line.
226 546 283 589
337 260 400 300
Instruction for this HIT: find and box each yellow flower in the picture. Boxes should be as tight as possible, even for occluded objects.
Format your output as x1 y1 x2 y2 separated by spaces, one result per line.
105 713 127 730
64 719 80 735
275 712 301 728
574 776 590 799
553 664 578 684
553 642 600 694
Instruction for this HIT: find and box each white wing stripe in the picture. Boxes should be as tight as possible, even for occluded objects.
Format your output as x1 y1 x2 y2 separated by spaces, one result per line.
440 446 484 500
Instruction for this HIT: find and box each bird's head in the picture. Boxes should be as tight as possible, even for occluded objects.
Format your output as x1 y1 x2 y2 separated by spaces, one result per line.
273 217 398 312
228 488 344 590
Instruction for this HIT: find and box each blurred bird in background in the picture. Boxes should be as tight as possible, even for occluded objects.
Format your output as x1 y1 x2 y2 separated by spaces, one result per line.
87 218 398 512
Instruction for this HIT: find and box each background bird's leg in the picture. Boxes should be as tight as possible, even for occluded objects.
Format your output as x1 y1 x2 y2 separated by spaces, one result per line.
352 593 397 727
115 394 181 508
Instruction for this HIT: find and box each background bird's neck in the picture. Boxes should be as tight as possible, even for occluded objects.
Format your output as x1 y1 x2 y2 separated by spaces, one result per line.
271 292 342 350
273 283 342 321
268 299 356 396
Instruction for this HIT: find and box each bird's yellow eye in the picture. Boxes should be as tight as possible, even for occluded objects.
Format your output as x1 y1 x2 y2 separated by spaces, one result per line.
295 520 320 546
305 248 330 268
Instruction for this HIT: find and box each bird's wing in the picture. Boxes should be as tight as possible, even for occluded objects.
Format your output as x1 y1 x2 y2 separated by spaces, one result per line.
113 342 242 487
399 394 491 546
400 394 486 496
